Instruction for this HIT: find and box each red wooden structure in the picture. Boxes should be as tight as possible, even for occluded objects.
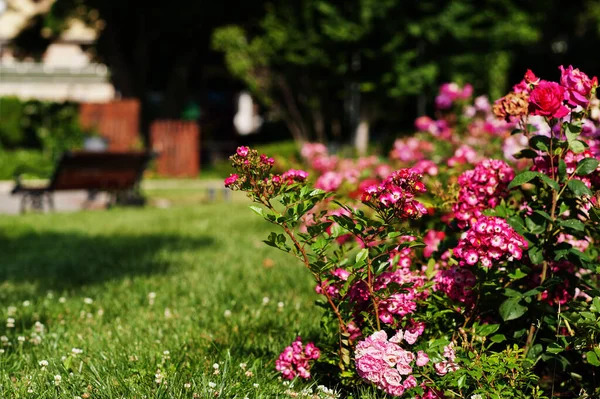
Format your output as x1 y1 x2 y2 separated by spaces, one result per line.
150 120 200 177
79 99 140 152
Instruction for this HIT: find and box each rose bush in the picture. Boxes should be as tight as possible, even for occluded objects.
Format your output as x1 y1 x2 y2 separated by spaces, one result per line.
225 66 600 397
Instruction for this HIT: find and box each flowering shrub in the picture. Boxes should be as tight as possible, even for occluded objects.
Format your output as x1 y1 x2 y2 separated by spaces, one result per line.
226 66 600 397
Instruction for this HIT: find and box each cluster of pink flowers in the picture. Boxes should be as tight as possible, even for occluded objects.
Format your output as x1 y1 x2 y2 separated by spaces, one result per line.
434 343 460 376
414 116 451 139
361 169 427 219
434 266 477 305
355 330 430 397
453 159 515 228
435 83 473 110
390 137 434 163
423 230 445 257
454 216 528 268
224 146 276 190
447 145 479 167
411 160 439 176
281 169 309 184
532 149 599 189
275 337 321 380
512 66 598 120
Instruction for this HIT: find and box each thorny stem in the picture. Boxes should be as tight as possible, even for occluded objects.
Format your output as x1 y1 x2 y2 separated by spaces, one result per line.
260 198 349 336
366 257 382 331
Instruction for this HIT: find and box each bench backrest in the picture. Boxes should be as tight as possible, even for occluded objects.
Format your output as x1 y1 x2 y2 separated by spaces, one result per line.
49 151 153 191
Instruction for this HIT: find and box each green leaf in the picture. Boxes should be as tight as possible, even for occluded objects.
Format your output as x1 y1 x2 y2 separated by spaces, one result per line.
530 136 550 151
538 174 560 191
558 160 567 181
587 351 600 366
249 205 266 217
565 123 581 142
508 171 538 189
477 324 500 336
499 297 527 321
558 219 585 232
576 158 599 176
355 248 368 264
569 139 587 154
490 334 506 343
567 179 592 196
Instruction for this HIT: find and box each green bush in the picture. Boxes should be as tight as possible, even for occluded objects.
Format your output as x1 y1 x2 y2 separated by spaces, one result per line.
0 97 26 148
0 97 85 159
0 150 54 180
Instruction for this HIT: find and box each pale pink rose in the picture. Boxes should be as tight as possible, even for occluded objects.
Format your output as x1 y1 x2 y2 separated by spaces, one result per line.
389 330 404 344
403 375 418 389
397 363 413 375
416 351 429 367
403 330 419 345
383 368 403 387
434 362 448 376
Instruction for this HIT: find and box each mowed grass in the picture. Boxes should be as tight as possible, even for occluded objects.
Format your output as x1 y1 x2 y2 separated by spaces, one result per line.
0 202 355 398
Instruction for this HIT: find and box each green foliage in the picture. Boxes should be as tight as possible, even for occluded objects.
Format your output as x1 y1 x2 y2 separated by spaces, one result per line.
0 150 54 180
0 97 85 159
213 0 539 143
0 97 26 148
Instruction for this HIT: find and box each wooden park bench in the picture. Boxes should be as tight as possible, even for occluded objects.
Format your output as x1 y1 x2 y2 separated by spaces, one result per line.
11 151 155 213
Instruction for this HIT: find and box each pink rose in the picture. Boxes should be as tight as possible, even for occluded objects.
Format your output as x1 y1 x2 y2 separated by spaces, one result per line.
224 173 239 187
356 355 382 374
383 368 403 387
403 329 419 345
236 146 249 157
416 351 429 367
403 375 418 389
525 69 540 84
434 362 448 376
528 81 570 118
559 65 598 107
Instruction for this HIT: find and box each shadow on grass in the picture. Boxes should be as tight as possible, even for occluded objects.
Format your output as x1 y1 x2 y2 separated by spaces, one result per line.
0 230 214 291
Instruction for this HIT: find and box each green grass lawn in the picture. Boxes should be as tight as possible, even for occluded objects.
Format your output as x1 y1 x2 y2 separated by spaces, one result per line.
0 202 371 398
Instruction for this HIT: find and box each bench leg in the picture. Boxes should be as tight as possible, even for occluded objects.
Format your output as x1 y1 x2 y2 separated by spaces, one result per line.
47 193 55 212
20 194 27 214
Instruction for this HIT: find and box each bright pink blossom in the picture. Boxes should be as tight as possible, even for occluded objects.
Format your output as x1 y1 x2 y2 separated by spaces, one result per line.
559 65 598 107
528 81 570 119
275 337 320 380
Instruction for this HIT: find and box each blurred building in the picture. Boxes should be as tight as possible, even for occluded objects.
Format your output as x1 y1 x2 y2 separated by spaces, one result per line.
0 0 114 102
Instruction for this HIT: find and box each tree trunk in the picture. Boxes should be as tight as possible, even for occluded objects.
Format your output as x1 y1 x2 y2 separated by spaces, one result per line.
354 118 369 156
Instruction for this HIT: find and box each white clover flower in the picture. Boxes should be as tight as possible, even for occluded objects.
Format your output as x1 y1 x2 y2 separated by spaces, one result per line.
84 298 93 304
184 382 191 389
223 309 232 318
239 362 247 370
277 301 284 309
59 297 66 303
6 318 15 328
17 336 25 343
22 301 30 307
262 297 270 305
148 292 156 305
471 395 483 399
71 348 83 355
54 375 62 386
212 363 219 370
253 383 259 388
208 381 217 388
34 321 45 334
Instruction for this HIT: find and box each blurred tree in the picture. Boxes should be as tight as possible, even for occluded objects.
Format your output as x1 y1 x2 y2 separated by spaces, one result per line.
10 0 268 139
212 0 540 147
